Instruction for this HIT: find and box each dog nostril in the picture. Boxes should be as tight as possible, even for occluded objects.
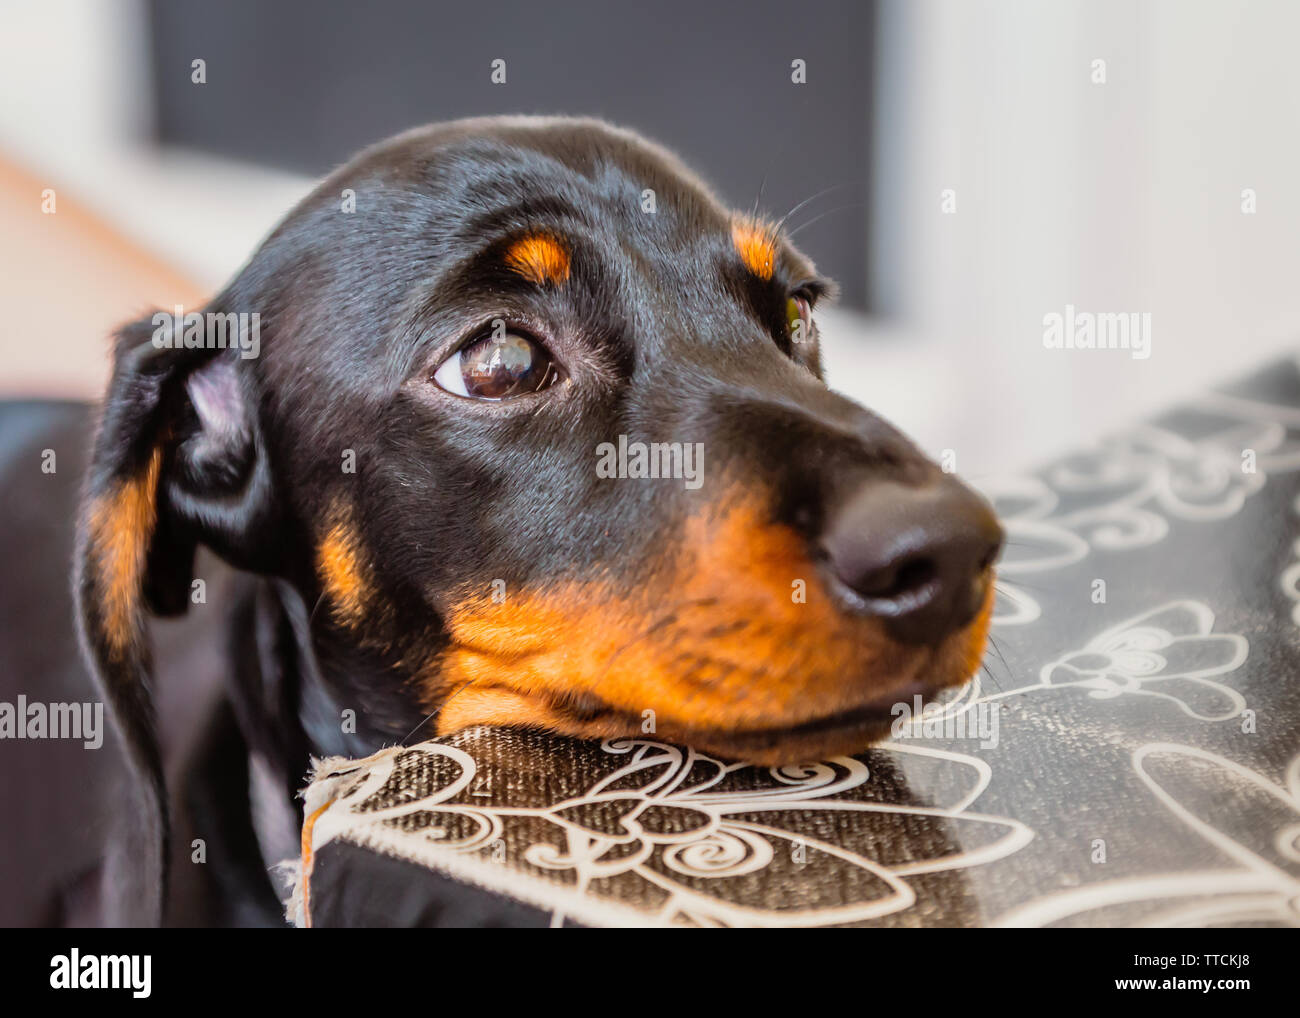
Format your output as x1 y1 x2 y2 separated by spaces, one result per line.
857 555 937 601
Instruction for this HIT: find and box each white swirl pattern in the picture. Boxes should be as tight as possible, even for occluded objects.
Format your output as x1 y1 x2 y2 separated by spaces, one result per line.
298 737 1034 927
1284 494 1300 627
901 600 1251 732
987 391 1300 626
995 746 1300 928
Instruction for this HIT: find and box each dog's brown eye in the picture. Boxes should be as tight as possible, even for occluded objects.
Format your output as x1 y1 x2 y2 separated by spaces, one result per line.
433 329 556 400
786 295 814 346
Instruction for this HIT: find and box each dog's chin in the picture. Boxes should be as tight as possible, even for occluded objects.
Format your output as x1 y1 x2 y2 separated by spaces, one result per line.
434 674 969 766
653 676 969 765
433 580 996 765
435 662 981 767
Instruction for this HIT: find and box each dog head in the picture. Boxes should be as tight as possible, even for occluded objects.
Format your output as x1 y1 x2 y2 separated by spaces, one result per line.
76 117 1001 920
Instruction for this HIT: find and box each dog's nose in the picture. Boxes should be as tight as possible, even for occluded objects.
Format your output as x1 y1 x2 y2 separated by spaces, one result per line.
819 479 1004 645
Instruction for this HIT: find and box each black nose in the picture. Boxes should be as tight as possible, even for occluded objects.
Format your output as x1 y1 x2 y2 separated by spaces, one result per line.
819 479 1004 645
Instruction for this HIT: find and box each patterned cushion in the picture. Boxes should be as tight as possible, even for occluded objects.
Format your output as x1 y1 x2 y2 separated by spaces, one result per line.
288 356 1300 928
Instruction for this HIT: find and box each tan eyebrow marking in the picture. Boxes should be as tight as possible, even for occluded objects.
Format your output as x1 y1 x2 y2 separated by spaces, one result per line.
504 233 571 286
731 218 778 280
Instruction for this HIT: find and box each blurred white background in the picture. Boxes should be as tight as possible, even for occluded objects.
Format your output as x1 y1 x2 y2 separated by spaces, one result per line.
1 0 1297 477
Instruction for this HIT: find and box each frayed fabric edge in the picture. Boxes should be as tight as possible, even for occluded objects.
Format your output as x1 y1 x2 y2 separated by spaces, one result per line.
280 753 375 928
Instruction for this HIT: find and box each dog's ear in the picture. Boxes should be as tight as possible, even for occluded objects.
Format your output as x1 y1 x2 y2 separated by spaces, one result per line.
74 311 278 925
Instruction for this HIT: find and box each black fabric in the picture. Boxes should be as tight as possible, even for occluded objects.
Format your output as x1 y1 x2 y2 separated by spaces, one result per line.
307 841 555 928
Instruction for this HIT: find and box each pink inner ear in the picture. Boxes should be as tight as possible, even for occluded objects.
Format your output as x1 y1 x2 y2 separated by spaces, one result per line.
185 355 247 438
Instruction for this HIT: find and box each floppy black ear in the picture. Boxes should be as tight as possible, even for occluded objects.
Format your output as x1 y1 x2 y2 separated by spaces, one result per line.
74 312 278 925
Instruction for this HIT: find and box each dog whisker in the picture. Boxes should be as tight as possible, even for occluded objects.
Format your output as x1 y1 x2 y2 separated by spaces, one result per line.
773 181 850 234
307 591 329 629
750 173 769 222
785 200 867 239
982 634 1014 694
399 677 476 746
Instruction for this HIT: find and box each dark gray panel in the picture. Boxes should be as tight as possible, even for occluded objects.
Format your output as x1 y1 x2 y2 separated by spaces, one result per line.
147 0 875 306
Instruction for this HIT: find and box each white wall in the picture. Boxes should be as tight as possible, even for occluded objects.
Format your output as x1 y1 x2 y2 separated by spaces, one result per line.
831 0 1300 476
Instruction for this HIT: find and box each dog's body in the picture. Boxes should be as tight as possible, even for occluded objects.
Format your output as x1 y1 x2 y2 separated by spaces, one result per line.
2 117 1000 926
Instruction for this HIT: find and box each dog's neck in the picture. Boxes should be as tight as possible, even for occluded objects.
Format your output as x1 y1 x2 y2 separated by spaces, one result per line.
228 576 427 803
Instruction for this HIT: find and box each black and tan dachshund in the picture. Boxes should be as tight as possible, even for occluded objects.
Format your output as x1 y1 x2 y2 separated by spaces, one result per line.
2 117 1001 926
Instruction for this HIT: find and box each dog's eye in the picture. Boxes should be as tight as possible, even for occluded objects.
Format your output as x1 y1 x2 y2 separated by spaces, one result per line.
786 294 814 346
433 329 556 400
